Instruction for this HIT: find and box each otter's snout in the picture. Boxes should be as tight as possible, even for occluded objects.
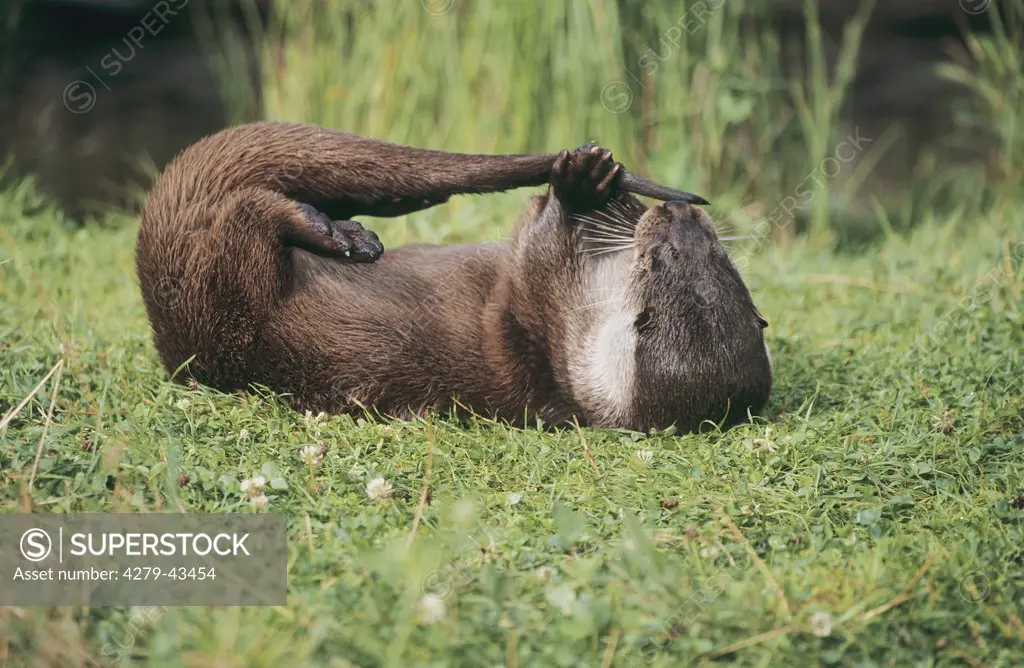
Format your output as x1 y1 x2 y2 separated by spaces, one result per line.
633 199 716 255
662 199 698 217
665 211 710 253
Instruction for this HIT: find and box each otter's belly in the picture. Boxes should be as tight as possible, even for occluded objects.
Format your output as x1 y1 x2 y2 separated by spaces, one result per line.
261 244 508 415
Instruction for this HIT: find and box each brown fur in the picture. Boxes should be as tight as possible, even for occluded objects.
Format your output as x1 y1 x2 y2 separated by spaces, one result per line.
137 122 770 431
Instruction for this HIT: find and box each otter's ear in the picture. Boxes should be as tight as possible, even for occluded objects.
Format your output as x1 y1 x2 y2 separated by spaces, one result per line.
753 305 769 329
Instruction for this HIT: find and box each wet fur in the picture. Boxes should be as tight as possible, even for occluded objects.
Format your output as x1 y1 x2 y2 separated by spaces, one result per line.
137 122 771 431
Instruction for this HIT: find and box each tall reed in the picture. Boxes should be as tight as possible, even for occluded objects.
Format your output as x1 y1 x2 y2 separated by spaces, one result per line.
211 0 1022 241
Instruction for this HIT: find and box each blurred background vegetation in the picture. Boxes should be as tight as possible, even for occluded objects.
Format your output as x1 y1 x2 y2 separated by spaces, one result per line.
1 0 1022 245
1 6 1022 663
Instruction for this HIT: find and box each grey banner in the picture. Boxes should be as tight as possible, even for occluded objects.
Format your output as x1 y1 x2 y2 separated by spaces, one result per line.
0 514 286 606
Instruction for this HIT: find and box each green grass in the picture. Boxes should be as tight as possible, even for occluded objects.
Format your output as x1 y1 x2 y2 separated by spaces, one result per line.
235 0 1023 239
3 0 1024 664
2 173 1023 665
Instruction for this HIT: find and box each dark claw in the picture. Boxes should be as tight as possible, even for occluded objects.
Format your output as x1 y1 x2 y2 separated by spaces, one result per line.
550 143 622 213
553 150 570 180
331 220 383 263
298 203 384 263
596 163 623 195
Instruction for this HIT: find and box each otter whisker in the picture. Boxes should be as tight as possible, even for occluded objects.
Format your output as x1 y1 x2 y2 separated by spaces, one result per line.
607 200 646 223
582 226 631 235
573 213 613 225
576 206 636 225
581 235 635 247
582 232 633 244
580 250 632 261
587 216 634 230
570 295 625 313
582 247 634 257
583 243 633 252
583 228 633 243
575 215 635 233
582 285 625 297
583 246 632 255
579 219 636 237
606 198 639 218
585 244 636 258
589 239 634 249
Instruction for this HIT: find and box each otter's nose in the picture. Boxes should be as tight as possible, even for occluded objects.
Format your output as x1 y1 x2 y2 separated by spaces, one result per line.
663 200 706 222
663 200 694 216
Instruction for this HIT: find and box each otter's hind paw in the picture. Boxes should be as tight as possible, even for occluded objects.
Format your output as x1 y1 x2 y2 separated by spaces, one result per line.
297 203 384 263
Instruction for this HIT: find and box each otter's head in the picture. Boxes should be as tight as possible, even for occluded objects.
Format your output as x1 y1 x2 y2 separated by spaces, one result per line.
569 198 771 433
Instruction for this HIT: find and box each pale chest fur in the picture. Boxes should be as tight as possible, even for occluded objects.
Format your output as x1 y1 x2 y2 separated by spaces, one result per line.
566 252 639 426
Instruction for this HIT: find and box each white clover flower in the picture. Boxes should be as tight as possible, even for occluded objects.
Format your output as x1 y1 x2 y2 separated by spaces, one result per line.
547 584 577 616
699 545 721 560
240 474 266 497
303 410 327 426
534 566 556 581
416 593 446 625
238 428 250 441
635 449 654 464
299 444 323 467
507 492 523 506
250 494 269 509
748 426 778 453
809 611 832 638
366 477 392 501
174 398 190 410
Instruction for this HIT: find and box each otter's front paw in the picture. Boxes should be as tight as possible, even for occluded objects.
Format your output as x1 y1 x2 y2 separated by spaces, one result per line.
298 203 384 263
550 143 624 213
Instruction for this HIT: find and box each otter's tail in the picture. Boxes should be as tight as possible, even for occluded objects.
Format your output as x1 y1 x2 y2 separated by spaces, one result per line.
148 122 706 221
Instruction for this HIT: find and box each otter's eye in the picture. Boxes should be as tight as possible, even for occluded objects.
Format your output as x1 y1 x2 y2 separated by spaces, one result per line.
648 248 662 271
634 307 654 333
